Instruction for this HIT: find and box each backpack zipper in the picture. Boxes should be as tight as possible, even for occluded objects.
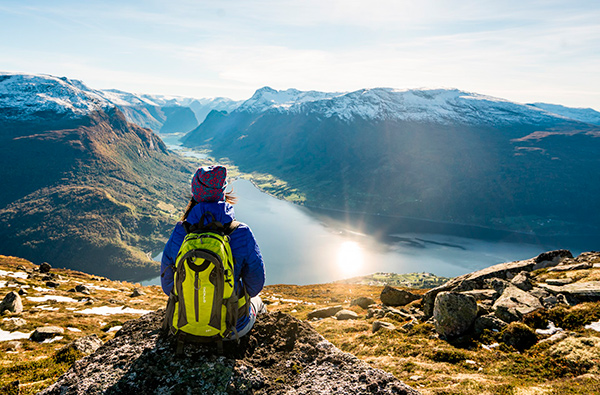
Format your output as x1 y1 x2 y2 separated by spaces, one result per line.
194 272 200 322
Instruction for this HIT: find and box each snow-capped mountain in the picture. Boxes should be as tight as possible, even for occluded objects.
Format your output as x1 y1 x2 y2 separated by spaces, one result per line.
237 86 342 113
0 72 113 120
184 86 600 236
529 102 600 126
233 86 573 126
0 72 240 133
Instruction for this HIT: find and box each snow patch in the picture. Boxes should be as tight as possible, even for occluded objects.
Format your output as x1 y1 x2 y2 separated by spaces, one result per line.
0 270 28 279
27 295 80 303
584 320 600 332
42 336 64 344
75 306 153 316
0 329 31 342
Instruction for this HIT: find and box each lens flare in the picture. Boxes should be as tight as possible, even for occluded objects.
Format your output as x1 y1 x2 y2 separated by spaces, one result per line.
336 241 364 277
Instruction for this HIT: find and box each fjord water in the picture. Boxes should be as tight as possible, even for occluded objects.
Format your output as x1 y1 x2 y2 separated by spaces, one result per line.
143 179 583 286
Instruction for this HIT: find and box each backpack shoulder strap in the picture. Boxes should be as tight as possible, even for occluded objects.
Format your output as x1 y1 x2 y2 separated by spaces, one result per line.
224 221 241 236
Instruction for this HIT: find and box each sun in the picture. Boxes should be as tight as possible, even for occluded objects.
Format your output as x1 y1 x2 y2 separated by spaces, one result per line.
336 241 364 277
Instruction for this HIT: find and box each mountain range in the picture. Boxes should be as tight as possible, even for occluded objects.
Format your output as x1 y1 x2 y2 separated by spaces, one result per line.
182 86 600 236
2 71 600 279
0 72 197 280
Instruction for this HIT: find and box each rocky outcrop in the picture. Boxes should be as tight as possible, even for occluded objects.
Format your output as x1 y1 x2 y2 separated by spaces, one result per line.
423 250 583 318
41 310 420 395
538 281 600 303
421 250 600 343
492 284 543 323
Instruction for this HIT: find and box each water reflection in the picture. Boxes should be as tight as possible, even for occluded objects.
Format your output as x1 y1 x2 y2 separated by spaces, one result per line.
336 241 364 278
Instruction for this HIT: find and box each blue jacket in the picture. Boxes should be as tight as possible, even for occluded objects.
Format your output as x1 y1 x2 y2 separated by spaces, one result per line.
161 201 266 330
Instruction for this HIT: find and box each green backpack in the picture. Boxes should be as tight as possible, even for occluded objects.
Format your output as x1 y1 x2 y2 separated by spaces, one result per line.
163 212 248 353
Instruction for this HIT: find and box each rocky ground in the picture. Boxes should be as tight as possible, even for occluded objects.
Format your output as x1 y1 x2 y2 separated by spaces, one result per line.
2 250 600 394
39 310 418 395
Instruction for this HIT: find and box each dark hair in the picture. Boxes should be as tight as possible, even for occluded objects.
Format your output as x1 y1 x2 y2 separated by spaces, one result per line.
179 190 237 222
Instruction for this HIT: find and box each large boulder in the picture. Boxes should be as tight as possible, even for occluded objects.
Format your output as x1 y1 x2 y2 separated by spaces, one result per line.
492 284 543 323
0 291 23 314
380 286 420 307
433 292 477 338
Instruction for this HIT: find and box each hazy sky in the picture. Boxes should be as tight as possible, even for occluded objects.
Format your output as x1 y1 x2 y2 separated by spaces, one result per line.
1 0 599 109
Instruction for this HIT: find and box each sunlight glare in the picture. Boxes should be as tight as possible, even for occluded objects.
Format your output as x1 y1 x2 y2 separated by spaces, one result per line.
336 241 364 278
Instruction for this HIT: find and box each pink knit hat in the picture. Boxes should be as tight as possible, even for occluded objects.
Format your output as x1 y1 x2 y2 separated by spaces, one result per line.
191 166 227 202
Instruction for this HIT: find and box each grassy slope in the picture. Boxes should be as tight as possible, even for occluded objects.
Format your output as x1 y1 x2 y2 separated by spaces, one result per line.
0 109 196 280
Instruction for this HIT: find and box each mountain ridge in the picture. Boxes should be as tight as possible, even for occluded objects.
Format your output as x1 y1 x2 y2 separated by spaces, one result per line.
183 86 600 237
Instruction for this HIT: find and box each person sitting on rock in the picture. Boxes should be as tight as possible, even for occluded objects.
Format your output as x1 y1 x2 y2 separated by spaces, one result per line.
161 165 266 339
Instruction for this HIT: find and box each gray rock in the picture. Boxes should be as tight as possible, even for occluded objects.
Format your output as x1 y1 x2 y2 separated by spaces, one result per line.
511 271 533 291
492 284 543 323
401 318 419 331
130 288 146 298
366 308 384 319
474 314 508 334
547 263 593 272
75 284 91 294
462 289 498 301
350 296 376 309
542 295 558 308
307 305 344 319
545 278 573 286
372 321 396 333
380 285 421 307
538 281 600 303
528 287 551 300
18 288 28 296
335 310 359 320
46 281 60 288
60 334 103 355
30 326 64 342
532 249 573 270
433 292 478 338
39 262 52 273
0 291 23 314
